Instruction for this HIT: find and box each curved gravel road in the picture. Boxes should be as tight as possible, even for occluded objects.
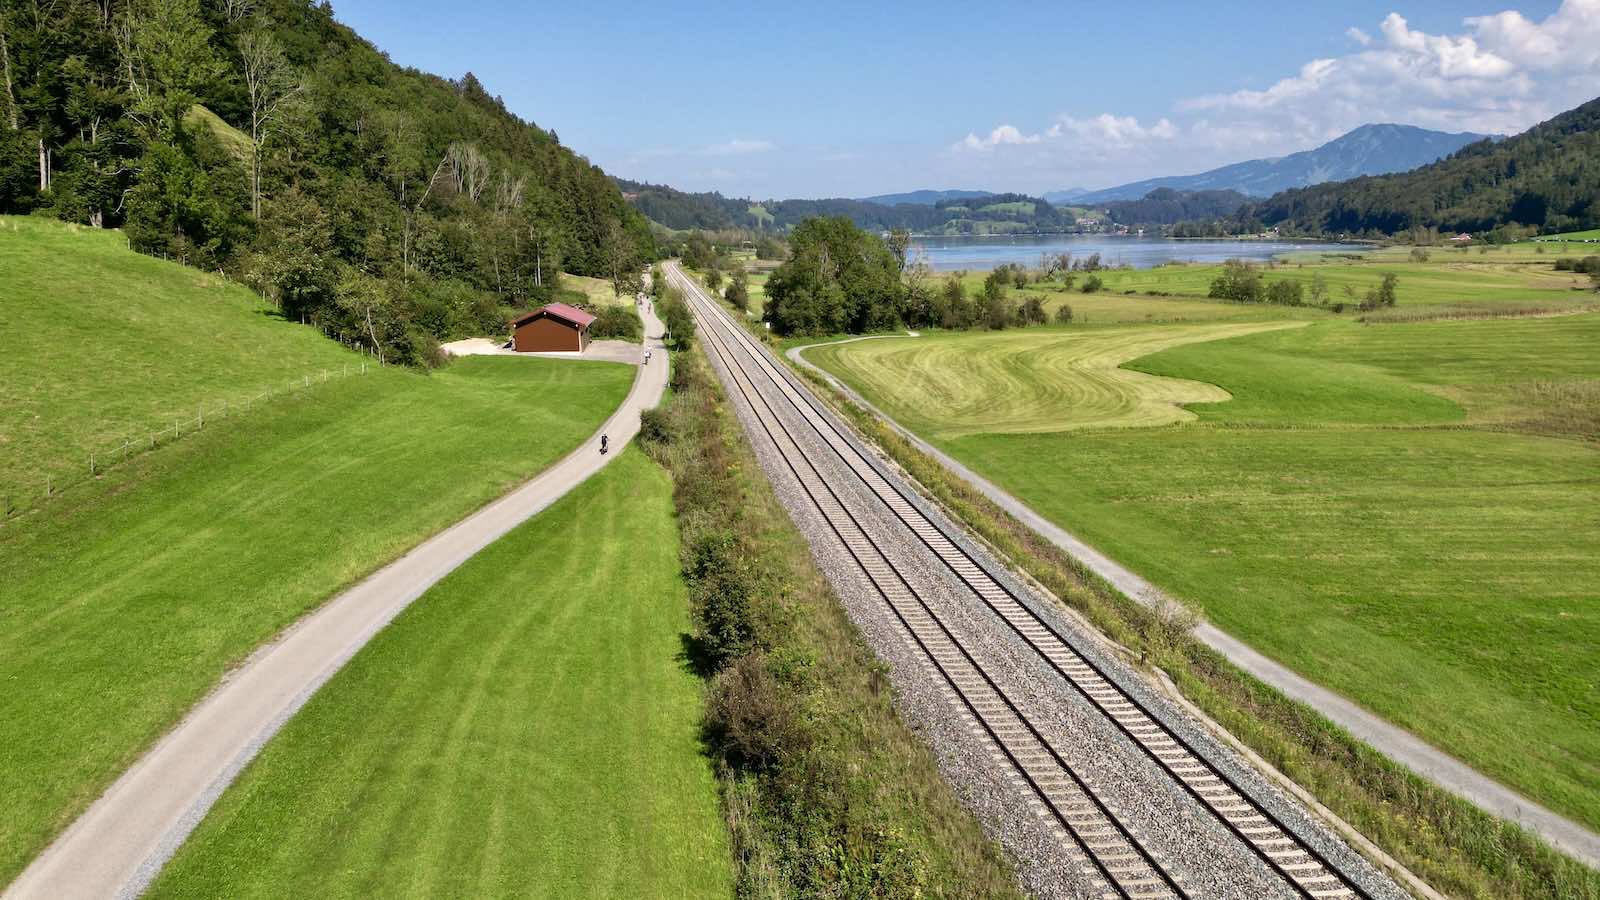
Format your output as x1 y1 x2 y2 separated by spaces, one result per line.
4 303 669 900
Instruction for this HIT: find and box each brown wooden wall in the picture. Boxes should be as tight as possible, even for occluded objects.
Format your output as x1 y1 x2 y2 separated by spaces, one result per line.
513 316 588 352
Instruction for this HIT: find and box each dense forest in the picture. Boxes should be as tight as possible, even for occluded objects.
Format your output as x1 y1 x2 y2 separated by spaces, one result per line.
1101 188 1247 226
0 0 652 364
746 216 1091 336
1240 95 1600 237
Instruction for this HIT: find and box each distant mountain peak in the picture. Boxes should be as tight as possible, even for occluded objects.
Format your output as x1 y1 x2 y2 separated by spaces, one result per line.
1058 124 1493 204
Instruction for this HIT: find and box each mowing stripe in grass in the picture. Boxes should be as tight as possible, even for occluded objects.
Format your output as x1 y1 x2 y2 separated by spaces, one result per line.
146 449 731 899
0 357 633 886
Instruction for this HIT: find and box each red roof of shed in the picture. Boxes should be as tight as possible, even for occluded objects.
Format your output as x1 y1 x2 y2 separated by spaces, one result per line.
513 302 596 329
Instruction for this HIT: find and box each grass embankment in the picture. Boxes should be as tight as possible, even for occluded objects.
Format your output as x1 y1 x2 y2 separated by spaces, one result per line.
644 347 1018 896
0 357 633 884
809 314 1600 832
558 271 632 307
0 216 357 499
149 450 729 898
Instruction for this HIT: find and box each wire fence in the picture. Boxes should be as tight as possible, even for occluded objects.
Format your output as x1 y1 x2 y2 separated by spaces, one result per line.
2 359 378 521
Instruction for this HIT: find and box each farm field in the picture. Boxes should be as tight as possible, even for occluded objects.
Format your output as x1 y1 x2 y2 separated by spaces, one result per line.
149 450 730 899
0 356 633 884
804 322 1304 438
0 216 358 498
1535 228 1600 242
938 248 1594 321
806 312 1600 828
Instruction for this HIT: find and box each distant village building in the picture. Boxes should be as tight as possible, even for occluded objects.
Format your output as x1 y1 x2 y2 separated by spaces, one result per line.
512 303 595 353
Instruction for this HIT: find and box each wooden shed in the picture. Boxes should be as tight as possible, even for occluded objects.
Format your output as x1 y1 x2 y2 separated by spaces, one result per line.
512 303 596 353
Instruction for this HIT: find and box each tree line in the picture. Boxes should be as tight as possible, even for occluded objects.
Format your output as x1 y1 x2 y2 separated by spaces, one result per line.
739 217 1103 336
0 0 653 365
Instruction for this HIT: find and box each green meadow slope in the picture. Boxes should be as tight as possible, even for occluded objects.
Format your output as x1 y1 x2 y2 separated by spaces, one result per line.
0 224 635 882
150 451 730 898
0 216 356 501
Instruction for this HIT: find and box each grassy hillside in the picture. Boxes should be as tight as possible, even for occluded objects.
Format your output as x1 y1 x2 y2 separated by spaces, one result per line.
0 356 631 883
149 450 730 899
808 313 1600 828
0 216 356 503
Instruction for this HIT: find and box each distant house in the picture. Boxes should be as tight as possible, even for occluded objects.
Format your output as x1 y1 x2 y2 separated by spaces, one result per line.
1449 232 1474 243
512 303 596 353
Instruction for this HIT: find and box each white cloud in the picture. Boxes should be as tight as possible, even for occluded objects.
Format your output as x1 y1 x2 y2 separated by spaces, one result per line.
953 124 1042 151
704 138 774 156
1466 0 1600 70
943 1 1600 192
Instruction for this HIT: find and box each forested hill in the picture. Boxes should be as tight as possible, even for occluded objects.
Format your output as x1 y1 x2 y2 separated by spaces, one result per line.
616 179 1106 235
1241 96 1600 237
1101 189 1247 226
0 0 651 365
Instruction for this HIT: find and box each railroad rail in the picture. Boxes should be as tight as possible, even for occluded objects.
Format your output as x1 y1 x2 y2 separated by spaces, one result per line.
669 263 1373 900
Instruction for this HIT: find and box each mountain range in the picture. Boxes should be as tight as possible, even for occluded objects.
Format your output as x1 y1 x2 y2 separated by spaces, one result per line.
1046 124 1493 204
1244 96 1600 236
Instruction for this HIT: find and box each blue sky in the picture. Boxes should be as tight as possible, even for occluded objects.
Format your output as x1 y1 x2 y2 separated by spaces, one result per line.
328 0 1592 198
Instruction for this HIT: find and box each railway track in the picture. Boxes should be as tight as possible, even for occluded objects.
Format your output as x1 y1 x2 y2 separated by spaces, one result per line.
669 263 1375 900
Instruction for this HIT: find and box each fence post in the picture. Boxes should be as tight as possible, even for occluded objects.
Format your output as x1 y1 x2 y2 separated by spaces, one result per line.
198 403 204 429
89 453 95 476
46 474 52 496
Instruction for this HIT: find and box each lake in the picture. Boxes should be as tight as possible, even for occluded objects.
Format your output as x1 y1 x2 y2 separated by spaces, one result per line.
910 234 1367 271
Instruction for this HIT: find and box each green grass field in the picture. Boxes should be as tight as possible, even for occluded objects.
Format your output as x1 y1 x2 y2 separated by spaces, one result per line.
1535 229 1600 242
808 313 1600 829
805 323 1302 438
932 249 1594 322
559 272 632 307
0 216 359 498
0 357 632 884
148 449 730 899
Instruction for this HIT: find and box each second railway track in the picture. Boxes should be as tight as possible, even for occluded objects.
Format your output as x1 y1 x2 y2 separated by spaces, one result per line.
669 263 1387 900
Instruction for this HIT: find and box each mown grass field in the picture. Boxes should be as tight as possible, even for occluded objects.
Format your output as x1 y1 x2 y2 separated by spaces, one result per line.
0 216 358 498
0 357 632 884
807 312 1600 829
805 323 1302 438
149 450 730 899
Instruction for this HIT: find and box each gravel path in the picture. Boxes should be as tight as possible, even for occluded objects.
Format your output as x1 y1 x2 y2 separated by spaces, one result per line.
671 263 1408 899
